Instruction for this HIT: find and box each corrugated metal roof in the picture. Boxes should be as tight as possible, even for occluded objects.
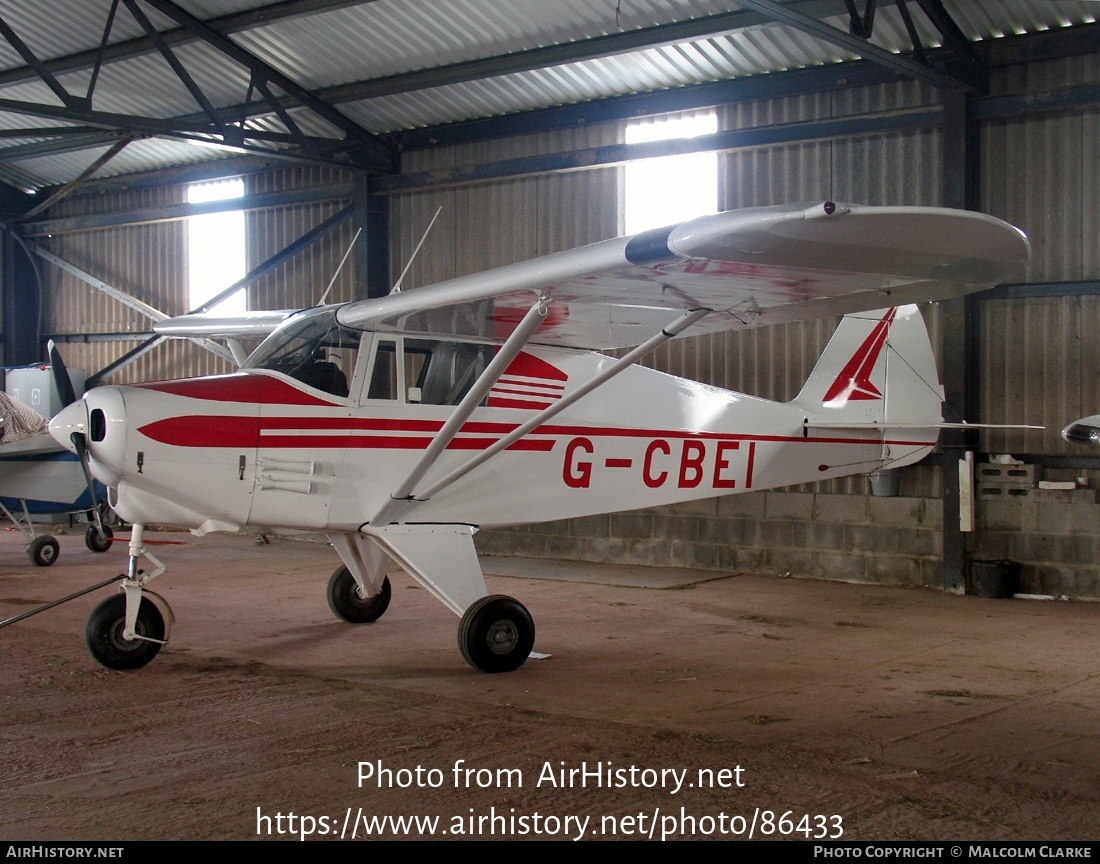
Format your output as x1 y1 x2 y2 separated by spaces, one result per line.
0 0 1095 191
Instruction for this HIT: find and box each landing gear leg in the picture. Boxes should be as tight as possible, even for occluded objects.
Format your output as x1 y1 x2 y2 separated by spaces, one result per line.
85 523 170 671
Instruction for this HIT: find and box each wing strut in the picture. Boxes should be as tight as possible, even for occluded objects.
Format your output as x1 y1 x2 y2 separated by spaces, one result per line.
372 307 710 525
370 295 550 526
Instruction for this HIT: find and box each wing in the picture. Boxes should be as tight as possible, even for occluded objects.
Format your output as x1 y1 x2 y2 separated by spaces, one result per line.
336 202 1030 349
153 310 296 339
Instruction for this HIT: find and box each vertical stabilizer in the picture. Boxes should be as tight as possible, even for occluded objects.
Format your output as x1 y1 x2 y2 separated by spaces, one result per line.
792 305 944 431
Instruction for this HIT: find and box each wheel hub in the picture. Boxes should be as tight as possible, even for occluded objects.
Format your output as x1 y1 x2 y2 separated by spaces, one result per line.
486 619 519 655
107 618 141 651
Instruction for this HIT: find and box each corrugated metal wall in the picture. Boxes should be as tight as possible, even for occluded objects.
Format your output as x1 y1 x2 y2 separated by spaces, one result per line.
42 183 235 384
245 166 356 309
979 54 1100 456
391 123 621 292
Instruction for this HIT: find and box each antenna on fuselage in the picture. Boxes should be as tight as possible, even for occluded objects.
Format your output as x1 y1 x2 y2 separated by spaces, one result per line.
390 206 443 295
317 227 362 307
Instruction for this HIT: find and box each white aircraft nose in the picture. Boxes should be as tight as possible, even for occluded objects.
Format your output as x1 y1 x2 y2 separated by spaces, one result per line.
49 399 87 454
49 386 129 486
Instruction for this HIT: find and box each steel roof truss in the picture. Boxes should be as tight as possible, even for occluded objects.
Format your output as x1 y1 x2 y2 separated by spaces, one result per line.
733 0 987 93
0 15 80 110
843 0 877 39
137 0 393 168
122 0 225 135
85 0 122 107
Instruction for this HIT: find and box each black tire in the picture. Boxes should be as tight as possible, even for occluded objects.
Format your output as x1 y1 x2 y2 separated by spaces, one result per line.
458 595 535 673
85 524 113 553
327 565 391 623
29 535 59 567
85 593 164 670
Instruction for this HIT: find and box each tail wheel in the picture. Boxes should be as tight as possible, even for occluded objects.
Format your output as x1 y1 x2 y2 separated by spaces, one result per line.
458 595 535 673
29 535 59 567
327 565 391 623
85 593 164 670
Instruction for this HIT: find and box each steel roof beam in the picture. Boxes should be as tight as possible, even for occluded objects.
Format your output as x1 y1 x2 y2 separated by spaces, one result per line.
0 132 124 166
314 1 846 105
166 2 848 130
0 0 381 88
20 136 133 219
0 95 373 169
395 61 900 149
731 0 988 93
138 0 394 168
122 0 226 134
0 15 80 109
18 183 353 235
371 107 941 194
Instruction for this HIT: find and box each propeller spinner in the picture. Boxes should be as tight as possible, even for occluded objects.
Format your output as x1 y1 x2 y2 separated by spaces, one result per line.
47 342 112 551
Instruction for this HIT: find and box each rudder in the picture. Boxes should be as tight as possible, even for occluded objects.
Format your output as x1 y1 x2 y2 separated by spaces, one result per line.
791 305 944 430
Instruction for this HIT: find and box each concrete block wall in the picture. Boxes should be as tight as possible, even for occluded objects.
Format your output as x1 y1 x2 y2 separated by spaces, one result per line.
476 488 945 589
973 487 1100 598
476 483 1100 600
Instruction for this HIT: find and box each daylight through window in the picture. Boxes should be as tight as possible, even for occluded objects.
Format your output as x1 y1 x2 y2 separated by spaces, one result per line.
624 114 718 235
187 178 246 315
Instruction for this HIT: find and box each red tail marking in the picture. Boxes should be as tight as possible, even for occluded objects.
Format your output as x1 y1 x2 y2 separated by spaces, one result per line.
822 308 897 405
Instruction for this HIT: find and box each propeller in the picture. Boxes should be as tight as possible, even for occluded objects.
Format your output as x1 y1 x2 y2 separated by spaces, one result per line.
48 341 112 550
48 340 76 409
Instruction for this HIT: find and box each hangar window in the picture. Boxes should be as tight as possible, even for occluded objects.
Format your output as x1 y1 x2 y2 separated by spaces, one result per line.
187 178 246 315
624 114 718 234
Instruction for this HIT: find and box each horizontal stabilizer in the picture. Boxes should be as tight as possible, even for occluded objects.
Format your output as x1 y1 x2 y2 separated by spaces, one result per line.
807 422 1044 431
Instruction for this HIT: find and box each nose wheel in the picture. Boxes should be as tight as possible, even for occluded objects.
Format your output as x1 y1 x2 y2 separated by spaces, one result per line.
85 593 164 670
83 524 169 670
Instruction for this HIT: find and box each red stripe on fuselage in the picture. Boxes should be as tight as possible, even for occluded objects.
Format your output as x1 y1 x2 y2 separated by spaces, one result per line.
496 377 565 392
487 397 554 410
136 373 341 407
136 415 932 450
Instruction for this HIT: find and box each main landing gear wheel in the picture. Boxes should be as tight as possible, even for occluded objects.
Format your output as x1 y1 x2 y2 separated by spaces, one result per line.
85 524 113 553
458 595 535 673
327 565 391 623
85 593 165 670
28 535 59 567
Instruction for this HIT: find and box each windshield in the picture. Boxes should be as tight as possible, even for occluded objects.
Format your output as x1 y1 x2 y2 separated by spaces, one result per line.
243 307 361 398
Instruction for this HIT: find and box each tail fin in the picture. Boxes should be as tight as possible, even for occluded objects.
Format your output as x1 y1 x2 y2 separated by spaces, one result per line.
792 305 944 436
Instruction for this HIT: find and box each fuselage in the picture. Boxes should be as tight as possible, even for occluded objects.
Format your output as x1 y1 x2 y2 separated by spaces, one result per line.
49 313 936 535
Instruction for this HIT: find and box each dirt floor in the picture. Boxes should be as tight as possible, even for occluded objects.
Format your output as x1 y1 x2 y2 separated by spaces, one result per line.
1 523 1098 842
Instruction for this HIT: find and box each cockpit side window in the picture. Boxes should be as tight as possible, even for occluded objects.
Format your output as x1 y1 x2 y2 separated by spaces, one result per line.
364 337 493 405
409 339 493 406
367 340 398 400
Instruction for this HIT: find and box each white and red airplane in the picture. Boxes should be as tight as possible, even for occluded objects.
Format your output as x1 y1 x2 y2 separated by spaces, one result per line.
47 202 1029 673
